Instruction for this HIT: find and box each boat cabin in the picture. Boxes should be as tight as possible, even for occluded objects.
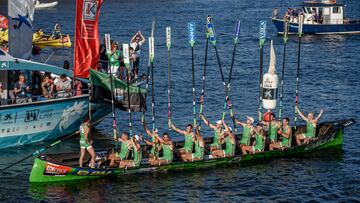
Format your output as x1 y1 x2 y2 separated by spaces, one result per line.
301 0 345 24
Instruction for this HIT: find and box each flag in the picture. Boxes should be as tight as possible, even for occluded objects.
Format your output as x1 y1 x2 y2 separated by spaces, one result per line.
8 0 35 59
0 15 8 29
90 69 147 112
73 0 103 78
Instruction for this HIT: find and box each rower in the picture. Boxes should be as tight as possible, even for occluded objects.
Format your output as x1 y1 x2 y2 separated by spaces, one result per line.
200 114 224 152
234 116 255 148
169 120 195 156
109 132 131 167
181 129 205 162
264 113 279 144
142 120 160 159
269 117 292 150
147 133 173 165
295 106 324 145
241 123 265 155
212 120 236 158
119 135 142 169
79 117 96 168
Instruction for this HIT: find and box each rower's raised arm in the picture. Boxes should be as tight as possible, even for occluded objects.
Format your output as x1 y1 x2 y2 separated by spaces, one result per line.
234 118 245 126
222 119 230 132
138 31 146 44
142 120 153 137
315 109 324 122
296 105 307 121
169 120 186 135
200 114 216 129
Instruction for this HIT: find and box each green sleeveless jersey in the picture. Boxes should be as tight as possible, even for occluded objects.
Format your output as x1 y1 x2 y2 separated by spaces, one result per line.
211 129 222 149
183 133 194 152
193 140 204 159
269 122 277 142
280 126 291 147
79 123 90 148
161 144 173 161
116 140 129 160
132 146 142 167
240 125 251 145
224 136 235 156
254 133 264 151
305 121 316 138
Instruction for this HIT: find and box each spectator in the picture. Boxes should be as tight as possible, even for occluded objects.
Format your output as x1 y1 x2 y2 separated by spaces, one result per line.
51 23 62 39
14 74 32 104
41 75 54 99
272 8 279 19
99 38 108 72
31 71 43 96
108 42 121 78
63 60 70 70
74 79 83 96
55 74 72 98
129 47 137 80
130 31 145 79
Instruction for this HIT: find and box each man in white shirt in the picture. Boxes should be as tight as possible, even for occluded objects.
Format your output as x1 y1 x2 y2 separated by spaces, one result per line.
130 31 145 79
55 74 72 98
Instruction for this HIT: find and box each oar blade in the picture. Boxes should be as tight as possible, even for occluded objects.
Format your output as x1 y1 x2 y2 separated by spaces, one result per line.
259 20 266 47
188 22 196 47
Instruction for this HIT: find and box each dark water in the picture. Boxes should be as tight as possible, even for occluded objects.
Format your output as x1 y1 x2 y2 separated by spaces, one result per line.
1 0 360 202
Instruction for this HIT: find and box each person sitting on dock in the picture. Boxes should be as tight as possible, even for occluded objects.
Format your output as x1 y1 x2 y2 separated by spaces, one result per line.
142 119 160 159
55 74 72 98
200 113 224 152
79 117 96 168
269 117 292 151
109 132 131 167
295 106 324 146
234 116 255 149
148 132 173 165
119 135 142 169
211 120 236 158
41 75 54 99
181 129 205 162
14 74 32 104
241 123 265 155
169 120 195 156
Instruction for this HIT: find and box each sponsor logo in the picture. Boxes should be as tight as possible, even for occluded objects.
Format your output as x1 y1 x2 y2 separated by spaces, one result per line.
82 0 97 20
73 168 114 176
44 163 71 176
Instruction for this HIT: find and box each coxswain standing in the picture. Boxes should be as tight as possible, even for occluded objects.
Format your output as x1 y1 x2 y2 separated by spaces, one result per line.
79 117 96 168
295 106 324 145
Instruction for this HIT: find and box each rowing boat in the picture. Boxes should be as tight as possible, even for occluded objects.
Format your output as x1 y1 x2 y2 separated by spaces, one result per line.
32 34 71 48
29 119 354 183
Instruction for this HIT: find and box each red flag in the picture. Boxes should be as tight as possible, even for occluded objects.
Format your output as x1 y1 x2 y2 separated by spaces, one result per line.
73 0 103 78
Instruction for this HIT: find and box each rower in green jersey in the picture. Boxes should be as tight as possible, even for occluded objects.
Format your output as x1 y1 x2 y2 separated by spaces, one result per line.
269 117 293 150
181 129 205 162
241 123 265 154
169 120 195 155
234 116 255 147
295 106 324 145
262 113 280 143
79 117 96 168
200 114 224 151
212 120 236 158
109 132 131 167
148 132 174 165
142 120 160 159
119 135 142 168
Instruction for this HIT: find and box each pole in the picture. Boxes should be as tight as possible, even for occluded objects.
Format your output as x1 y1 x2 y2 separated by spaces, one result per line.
188 22 197 128
278 20 289 120
258 21 266 122
149 36 155 130
166 26 172 130
294 15 304 129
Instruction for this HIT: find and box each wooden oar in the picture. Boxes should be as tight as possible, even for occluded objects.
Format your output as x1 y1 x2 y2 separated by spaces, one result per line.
0 130 80 172
104 34 118 141
278 20 289 120
123 43 133 137
258 21 266 122
221 20 241 133
188 22 197 128
166 26 172 130
198 16 210 129
294 15 304 130
149 36 156 130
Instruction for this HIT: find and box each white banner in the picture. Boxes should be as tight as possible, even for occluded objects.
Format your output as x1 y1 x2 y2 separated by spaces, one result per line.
8 0 35 59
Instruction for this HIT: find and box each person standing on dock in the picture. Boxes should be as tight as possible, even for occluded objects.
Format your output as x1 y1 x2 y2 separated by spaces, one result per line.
200 114 224 152
108 42 122 78
130 31 145 80
169 120 195 156
119 135 142 168
295 106 324 145
269 117 292 151
79 117 96 168
211 120 236 158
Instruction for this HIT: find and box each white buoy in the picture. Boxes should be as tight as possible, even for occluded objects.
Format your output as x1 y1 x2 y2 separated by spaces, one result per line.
262 40 279 110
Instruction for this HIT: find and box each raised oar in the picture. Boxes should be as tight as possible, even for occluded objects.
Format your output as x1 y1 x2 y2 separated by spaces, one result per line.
222 20 241 133
294 15 304 129
258 21 266 122
278 20 289 120
166 26 172 130
188 22 197 128
149 36 156 130
142 20 155 124
105 33 118 140
198 16 210 129
123 43 133 137
0 130 80 172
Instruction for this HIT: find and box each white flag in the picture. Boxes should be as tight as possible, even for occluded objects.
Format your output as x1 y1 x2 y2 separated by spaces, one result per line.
8 0 35 59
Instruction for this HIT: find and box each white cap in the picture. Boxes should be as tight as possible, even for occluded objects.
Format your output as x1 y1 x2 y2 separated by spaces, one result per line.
153 128 158 133
228 126 233 132
216 120 222 125
247 116 254 124
134 135 140 141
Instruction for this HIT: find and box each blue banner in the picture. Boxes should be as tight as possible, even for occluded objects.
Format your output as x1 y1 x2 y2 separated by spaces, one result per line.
188 22 196 47
259 20 266 47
